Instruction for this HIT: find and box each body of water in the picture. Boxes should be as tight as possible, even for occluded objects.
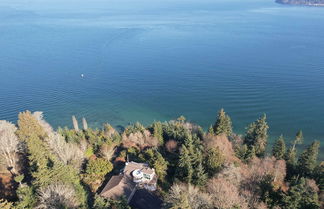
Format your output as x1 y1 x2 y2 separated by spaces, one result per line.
0 0 323 152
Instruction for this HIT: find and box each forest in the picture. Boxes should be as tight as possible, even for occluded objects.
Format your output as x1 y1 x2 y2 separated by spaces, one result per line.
0 109 322 209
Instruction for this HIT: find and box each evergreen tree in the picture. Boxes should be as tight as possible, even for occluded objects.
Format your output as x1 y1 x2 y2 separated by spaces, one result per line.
272 135 286 160
144 148 169 182
0 199 14 209
282 178 320 209
292 130 303 151
285 147 297 180
16 111 88 207
282 178 304 209
244 114 269 157
193 162 208 186
205 147 224 176
15 184 37 209
152 121 164 145
234 144 248 161
297 141 320 177
93 194 111 209
16 111 46 140
178 134 204 184
177 115 186 123
178 145 193 183
207 125 214 135
213 108 233 136
152 152 168 182
245 145 256 162
313 162 323 192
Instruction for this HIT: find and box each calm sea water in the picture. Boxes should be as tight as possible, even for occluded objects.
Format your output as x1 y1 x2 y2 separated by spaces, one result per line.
0 0 323 153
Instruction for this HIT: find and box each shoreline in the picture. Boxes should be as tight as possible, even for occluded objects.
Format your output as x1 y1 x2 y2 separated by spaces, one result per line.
276 0 324 6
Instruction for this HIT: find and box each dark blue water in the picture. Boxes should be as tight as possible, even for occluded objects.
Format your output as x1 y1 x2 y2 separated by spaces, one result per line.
0 0 323 152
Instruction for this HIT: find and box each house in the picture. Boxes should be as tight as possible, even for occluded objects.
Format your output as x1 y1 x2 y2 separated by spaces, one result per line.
100 161 158 203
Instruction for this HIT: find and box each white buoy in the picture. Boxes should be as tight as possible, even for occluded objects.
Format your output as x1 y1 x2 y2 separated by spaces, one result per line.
81 74 84 78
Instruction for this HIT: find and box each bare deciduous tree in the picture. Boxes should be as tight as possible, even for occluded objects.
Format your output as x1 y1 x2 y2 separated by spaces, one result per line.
122 130 159 149
82 118 88 130
34 112 85 170
0 120 21 174
36 183 79 209
46 133 84 170
72 116 79 131
164 183 212 209
33 112 53 135
165 139 178 153
240 157 286 208
207 177 248 209
203 134 240 164
99 144 116 161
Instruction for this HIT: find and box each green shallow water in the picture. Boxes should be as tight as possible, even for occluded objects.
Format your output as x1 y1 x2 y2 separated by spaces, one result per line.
0 0 323 155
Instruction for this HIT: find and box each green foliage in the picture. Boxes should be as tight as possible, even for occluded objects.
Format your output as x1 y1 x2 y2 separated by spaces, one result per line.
177 115 186 123
178 145 193 183
213 108 233 136
205 147 224 176
14 174 24 184
15 184 37 209
102 123 121 143
58 127 85 143
272 135 286 160
245 145 256 161
192 162 208 186
285 147 297 180
145 149 169 181
124 122 145 136
86 158 113 177
282 178 320 209
127 147 141 162
313 162 323 192
207 125 214 135
297 141 320 178
85 146 94 158
83 158 113 192
244 114 269 157
16 111 88 208
93 195 130 209
292 130 303 151
0 199 14 209
116 197 131 209
16 111 46 141
259 175 282 208
93 195 111 209
235 143 256 162
177 135 207 185
165 187 191 209
7 111 324 209
152 122 164 145
162 121 191 144
234 143 248 161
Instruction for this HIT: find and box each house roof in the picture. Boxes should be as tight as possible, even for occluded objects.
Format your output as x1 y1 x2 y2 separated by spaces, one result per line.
100 175 135 199
142 167 155 175
100 161 157 200
101 175 123 193
124 162 155 176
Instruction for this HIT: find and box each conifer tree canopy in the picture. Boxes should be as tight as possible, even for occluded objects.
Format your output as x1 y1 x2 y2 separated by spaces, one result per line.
244 114 269 157
213 108 232 136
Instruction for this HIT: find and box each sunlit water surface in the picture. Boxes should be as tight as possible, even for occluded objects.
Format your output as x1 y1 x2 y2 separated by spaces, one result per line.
0 0 323 154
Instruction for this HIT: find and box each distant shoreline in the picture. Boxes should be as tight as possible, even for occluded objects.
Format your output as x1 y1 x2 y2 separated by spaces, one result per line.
276 0 324 6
